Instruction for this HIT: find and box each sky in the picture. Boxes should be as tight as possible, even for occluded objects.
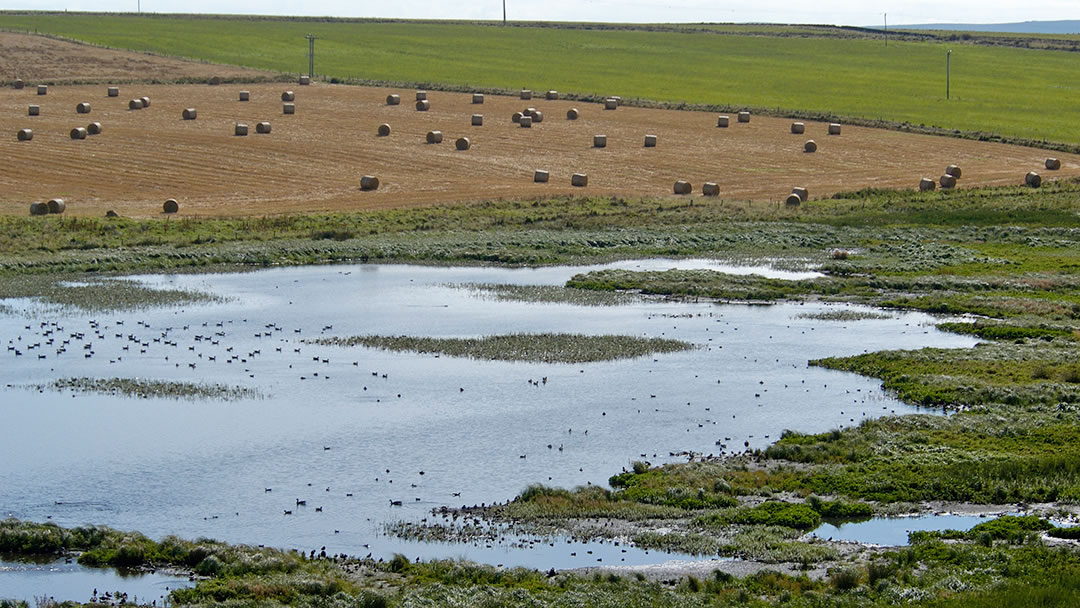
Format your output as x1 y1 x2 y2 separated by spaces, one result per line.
7 1 1080 27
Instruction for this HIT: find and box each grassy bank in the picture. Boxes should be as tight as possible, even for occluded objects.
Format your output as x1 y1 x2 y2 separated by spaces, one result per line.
4 14 1080 144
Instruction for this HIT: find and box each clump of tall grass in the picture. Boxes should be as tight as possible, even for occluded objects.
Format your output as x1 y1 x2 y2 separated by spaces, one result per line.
40 377 261 401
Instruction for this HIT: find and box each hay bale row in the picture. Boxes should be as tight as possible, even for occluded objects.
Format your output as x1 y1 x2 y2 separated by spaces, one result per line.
604 98 617 110
702 182 720 196
163 199 179 214
546 90 558 100
520 89 532 100
87 122 102 135
644 134 657 147
471 114 483 126
377 123 391 136
182 108 197 120
361 175 380 191
17 128 32 141
828 123 842 135
256 121 272 134
426 130 443 144
283 103 295 115
235 123 249 136
472 93 484 104
455 137 471 150
28 105 39 116
416 90 427 101
281 90 295 102
567 108 579 120
386 94 400 105
520 116 533 128
673 180 692 195
804 140 817 153
76 102 91 114
791 122 805 134
571 173 588 187
107 86 119 97
239 90 250 101
37 85 47 95
919 177 936 191
47 198 66 214
1026 171 1042 188
738 111 751 123
70 127 88 140
416 99 430 111
534 170 550 183
1046 158 1061 170
717 116 729 128
29 202 48 215
593 134 607 148
13 78 24 89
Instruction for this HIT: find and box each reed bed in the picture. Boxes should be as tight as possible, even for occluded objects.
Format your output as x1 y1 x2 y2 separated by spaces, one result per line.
40 377 260 401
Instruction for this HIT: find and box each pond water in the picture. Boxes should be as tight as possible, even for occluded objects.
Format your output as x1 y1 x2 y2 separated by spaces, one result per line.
1 260 976 580
0 557 190 604
811 514 1003 546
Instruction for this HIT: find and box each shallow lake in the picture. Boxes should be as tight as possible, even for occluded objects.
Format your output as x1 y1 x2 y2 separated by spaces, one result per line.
811 513 1007 546
0 557 190 604
1 260 976 580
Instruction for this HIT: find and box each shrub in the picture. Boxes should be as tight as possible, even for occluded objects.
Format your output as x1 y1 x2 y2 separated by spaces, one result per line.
830 566 862 591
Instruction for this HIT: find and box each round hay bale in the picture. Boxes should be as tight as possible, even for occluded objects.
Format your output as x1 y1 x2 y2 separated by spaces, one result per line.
426 130 443 144
140 96 151 108
717 116 729 128
37 85 47 95
377 123 391 137
163 199 179 214
29 202 48 216
416 90 427 101
76 102 91 114
1026 171 1042 188
283 103 295 115
603 98 617 110
13 78 24 89
702 182 720 196
785 193 802 207
940 174 957 189
1046 158 1061 170
519 116 533 128
792 187 809 202
520 89 532 100
532 110 544 123
107 86 119 97
512 112 523 124
386 94 400 105
182 108 197 120
919 178 936 192
534 169 550 183
644 134 657 147
524 107 537 118
791 122 805 134
804 140 817 153
673 180 692 195
105 210 119 218
546 90 558 100
235 123 249 136
299 75 311 86
828 123 842 135
255 121 271 134
471 114 483 126
69 127 88 140
566 108 579 120
945 164 962 178
47 198 66 214
416 99 430 111
17 128 33 141
455 137 471 150
738 111 751 123
593 134 607 148
571 173 588 187
360 175 380 191
611 96 622 106
239 90 250 101
86 122 102 135
281 90 295 102
28 105 39 116
129 99 143 110
472 93 484 104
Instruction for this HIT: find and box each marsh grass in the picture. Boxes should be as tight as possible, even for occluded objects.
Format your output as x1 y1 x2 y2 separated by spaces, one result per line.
41 377 260 401
0 275 223 312
453 283 641 306
308 333 692 364
795 310 893 321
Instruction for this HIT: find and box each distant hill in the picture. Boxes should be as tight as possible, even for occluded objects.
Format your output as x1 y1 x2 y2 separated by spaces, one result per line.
896 20 1080 34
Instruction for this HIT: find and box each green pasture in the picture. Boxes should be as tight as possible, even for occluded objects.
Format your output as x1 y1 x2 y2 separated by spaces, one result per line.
3 13 1080 144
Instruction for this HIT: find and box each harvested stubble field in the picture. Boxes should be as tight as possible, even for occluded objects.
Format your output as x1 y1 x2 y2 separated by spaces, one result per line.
1 72 1075 218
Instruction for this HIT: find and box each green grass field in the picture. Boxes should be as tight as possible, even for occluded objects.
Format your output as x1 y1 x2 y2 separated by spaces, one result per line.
3 13 1080 144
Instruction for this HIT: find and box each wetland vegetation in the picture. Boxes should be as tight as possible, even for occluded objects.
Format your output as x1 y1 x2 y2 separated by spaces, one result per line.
36 377 261 401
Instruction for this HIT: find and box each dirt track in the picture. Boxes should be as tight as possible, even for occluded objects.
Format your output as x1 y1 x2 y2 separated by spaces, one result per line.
2 77 1076 217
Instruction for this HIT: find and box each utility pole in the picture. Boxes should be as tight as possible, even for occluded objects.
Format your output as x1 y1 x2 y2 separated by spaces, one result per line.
503 1 507 25
305 34 316 79
946 49 951 100
884 13 887 47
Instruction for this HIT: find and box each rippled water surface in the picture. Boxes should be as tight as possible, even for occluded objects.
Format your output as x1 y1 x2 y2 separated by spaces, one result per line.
1 261 976 579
